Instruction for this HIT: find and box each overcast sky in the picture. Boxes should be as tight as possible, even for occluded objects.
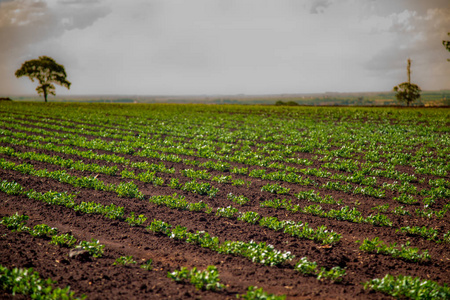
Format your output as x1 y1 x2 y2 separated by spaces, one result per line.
1 0 449 96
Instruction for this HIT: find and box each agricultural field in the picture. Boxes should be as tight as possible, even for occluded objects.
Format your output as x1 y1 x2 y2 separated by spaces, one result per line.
0 102 449 299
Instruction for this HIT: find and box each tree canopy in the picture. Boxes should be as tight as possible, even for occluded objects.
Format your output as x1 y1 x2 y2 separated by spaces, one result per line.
393 59 421 106
393 83 421 107
15 56 71 102
444 32 450 61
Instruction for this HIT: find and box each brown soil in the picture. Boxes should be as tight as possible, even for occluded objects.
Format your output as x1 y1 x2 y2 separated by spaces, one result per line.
0 127 449 299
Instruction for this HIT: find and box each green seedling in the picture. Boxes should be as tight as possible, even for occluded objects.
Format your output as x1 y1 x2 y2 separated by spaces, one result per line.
113 255 136 266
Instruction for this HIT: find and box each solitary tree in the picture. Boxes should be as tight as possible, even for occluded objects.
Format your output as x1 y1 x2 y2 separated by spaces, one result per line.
443 32 450 61
15 56 71 102
393 58 421 107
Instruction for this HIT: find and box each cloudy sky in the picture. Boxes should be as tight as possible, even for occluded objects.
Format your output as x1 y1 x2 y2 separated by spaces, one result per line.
1 0 449 96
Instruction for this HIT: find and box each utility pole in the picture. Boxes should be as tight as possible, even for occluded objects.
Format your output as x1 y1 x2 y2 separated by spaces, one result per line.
407 58 411 84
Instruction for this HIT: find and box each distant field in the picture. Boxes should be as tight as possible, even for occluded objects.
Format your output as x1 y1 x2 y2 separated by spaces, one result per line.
0 102 449 299
5 89 450 106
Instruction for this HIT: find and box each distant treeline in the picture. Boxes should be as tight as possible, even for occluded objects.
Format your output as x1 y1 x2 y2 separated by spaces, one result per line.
5 90 450 106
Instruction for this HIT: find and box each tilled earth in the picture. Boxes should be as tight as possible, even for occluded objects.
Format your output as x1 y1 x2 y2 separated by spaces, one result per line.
0 130 449 299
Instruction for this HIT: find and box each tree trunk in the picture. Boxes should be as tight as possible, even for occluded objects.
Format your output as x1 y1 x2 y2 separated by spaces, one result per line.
44 89 48 102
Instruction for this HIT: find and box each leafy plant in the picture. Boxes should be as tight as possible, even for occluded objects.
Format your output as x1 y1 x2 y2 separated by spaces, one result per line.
140 259 153 270
50 233 77 248
0 265 85 299
168 266 224 291
261 183 290 194
30 224 58 238
113 255 137 266
363 274 450 299
115 181 144 199
76 239 105 258
397 226 438 240
180 168 211 180
169 225 188 240
167 266 190 281
146 219 172 235
231 167 248 174
211 175 231 183
227 193 251 205
394 193 418 205
216 206 239 218
168 178 181 189
186 231 220 249
219 240 295 267
150 193 189 210
294 257 317 275
237 286 286 300
0 213 29 231
103 203 125 220
392 205 410 216
231 179 251 187
182 180 219 197
136 171 164 186
188 201 211 213
317 266 346 282
371 204 389 213
364 213 393 227
357 237 430 262
260 198 286 209
415 208 446 219
259 216 285 231
441 231 450 243
125 212 147 227
73 201 103 215
237 211 261 224
0 180 23 195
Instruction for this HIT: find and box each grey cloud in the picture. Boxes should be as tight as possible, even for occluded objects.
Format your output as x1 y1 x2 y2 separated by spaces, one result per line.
56 4 111 30
58 0 100 4
365 8 450 88
367 0 450 17
0 0 111 94
0 1 50 52
310 0 332 14
0 0 111 53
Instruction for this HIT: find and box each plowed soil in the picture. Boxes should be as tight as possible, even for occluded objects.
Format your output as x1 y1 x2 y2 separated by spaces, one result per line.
0 109 449 300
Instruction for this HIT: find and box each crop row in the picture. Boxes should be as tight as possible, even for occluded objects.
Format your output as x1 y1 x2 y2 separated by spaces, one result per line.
1 153 447 244
2 109 448 171
1 126 449 212
1 116 449 190
2 136 447 224
1 212 105 257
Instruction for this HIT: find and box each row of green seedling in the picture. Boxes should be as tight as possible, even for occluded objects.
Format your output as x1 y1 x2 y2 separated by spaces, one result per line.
149 193 341 245
149 218 346 282
356 237 431 263
0 179 147 227
147 219 294 267
0 264 85 300
0 213 105 257
0 120 432 197
2 124 442 203
260 198 394 227
0 110 446 183
0 145 118 175
363 273 450 299
168 265 287 299
0 158 144 199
